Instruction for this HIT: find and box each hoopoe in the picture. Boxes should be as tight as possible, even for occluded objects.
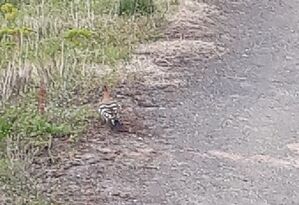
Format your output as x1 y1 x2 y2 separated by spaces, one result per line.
98 85 122 130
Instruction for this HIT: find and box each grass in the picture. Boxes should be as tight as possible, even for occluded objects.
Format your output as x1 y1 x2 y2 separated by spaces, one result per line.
0 0 170 102
0 158 51 204
0 0 178 203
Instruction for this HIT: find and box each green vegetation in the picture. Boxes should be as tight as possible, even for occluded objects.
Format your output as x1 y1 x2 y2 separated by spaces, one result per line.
0 100 93 141
0 0 177 203
119 0 155 15
0 0 170 143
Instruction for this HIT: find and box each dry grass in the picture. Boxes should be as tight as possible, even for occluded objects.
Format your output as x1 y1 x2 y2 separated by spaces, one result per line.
0 0 177 103
123 0 225 88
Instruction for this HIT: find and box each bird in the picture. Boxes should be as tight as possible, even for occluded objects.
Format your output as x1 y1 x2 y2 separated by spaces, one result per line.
98 85 122 130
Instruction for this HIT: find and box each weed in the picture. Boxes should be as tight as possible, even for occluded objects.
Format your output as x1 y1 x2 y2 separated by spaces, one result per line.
64 28 94 47
119 0 155 15
0 3 18 22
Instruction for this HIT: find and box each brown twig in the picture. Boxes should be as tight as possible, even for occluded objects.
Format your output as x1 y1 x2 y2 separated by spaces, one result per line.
38 79 46 114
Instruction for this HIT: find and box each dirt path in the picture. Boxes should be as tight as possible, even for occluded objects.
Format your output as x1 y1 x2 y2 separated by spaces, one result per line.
142 0 299 204
34 0 299 204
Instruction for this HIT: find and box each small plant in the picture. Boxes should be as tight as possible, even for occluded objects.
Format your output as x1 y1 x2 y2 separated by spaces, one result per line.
37 37 62 62
0 3 18 22
119 0 155 16
0 116 12 140
0 93 94 145
0 105 67 140
0 27 33 41
64 28 93 47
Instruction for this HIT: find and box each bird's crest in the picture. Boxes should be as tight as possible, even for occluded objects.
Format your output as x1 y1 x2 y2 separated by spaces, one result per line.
102 85 111 102
103 85 108 92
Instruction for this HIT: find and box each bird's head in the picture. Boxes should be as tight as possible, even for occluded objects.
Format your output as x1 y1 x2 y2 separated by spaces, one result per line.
102 85 111 102
102 85 108 92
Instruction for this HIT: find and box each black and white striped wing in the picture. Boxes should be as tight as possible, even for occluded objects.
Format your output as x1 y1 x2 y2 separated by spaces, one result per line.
98 101 120 123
